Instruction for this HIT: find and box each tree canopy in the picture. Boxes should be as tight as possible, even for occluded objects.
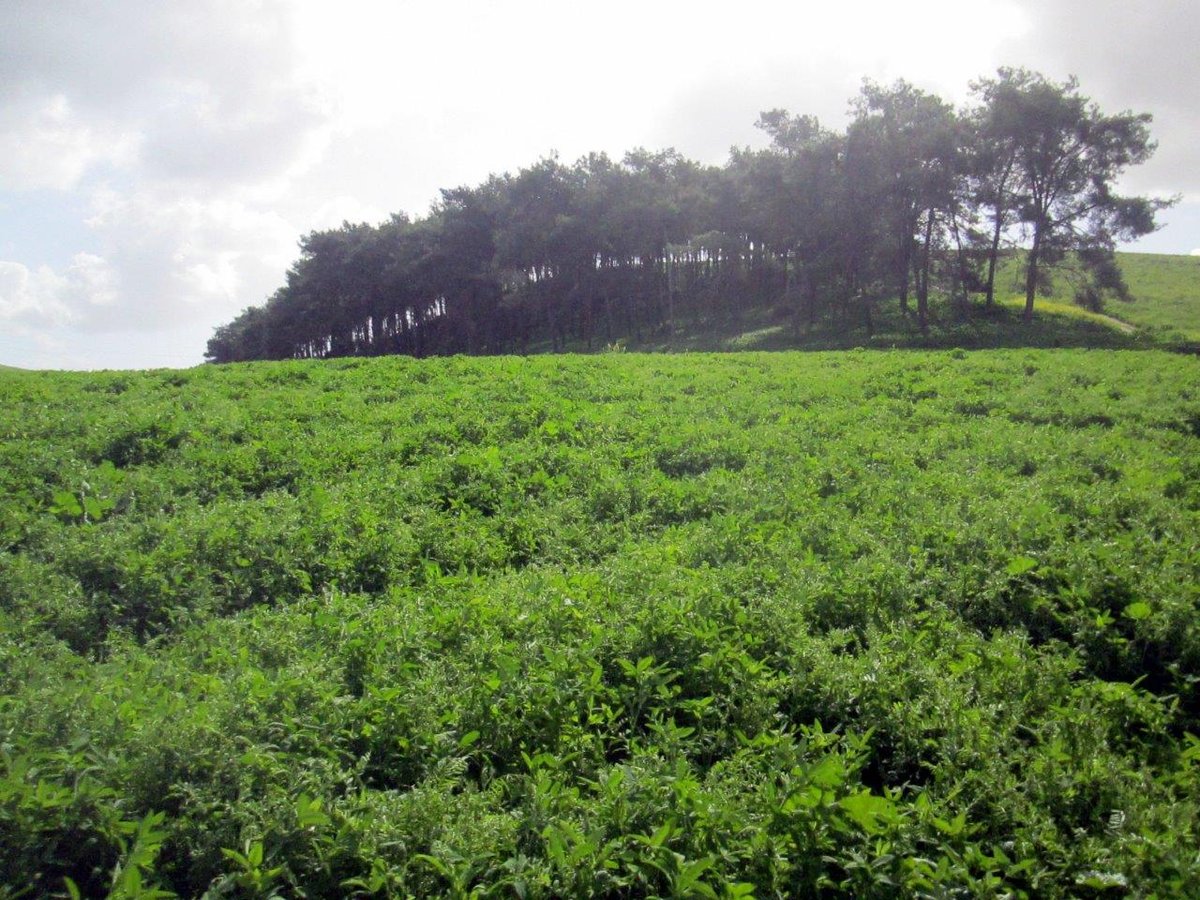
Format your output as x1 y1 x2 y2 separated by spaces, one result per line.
207 70 1170 363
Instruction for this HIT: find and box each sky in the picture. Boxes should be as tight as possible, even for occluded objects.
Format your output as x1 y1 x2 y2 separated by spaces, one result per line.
1 0 1197 370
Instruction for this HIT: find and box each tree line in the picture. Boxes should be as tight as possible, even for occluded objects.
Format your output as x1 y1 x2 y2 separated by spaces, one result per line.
206 69 1169 363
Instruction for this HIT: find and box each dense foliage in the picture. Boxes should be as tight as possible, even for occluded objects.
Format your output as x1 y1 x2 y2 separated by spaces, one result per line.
206 70 1169 364
2 349 1199 897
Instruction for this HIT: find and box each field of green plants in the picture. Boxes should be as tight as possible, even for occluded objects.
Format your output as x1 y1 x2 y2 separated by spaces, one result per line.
2 349 1199 897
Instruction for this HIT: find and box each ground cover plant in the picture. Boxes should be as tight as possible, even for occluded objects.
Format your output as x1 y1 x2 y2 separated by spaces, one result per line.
2 349 1199 897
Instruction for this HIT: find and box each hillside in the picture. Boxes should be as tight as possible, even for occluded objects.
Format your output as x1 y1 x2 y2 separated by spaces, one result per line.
1088 252 1200 341
619 251 1200 355
2 349 1199 896
984 250 1200 342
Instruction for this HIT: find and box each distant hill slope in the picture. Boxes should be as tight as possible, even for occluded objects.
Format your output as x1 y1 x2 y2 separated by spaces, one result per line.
611 252 1199 355
1089 252 1200 340
992 251 1200 342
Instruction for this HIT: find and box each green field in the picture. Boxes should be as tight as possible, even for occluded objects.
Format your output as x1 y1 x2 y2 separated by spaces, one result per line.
2 350 1200 897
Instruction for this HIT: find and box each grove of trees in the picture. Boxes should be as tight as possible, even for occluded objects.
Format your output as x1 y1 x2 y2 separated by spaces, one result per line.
206 69 1170 363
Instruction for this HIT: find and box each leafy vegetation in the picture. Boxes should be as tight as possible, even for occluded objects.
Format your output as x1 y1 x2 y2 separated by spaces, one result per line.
2 348 1199 896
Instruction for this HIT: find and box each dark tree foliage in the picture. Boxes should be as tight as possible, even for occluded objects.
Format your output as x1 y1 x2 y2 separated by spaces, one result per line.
970 68 1173 322
206 71 1169 362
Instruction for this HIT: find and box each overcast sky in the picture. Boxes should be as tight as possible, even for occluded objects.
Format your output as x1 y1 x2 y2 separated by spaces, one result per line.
1 0 1196 370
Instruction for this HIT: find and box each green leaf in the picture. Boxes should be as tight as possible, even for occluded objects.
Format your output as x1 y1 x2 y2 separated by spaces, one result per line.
82 495 105 521
1005 555 1038 576
1123 602 1152 620
220 847 251 868
932 810 968 837
51 490 83 516
724 884 757 899
296 794 330 829
808 754 846 789
839 791 899 834
783 785 824 813
639 820 675 848
675 857 718 898
1076 870 1128 890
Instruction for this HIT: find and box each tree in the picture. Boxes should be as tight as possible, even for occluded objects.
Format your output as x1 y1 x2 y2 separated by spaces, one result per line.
967 81 1023 309
847 81 961 329
207 69 1174 361
974 68 1171 322
751 111 843 329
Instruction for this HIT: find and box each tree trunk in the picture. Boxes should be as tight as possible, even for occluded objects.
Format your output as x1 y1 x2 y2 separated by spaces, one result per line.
664 256 675 347
948 210 970 318
917 209 934 333
807 274 818 330
1024 222 1042 323
985 210 1003 310
984 158 1014 310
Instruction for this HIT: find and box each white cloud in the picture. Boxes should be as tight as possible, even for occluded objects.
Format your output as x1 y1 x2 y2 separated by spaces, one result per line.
0 92 139 191
0 0 330 199
0 0 349 370
0 252 118 325
0 260 72 324
1 184 295 348
78 188 298 331
67 252 119 308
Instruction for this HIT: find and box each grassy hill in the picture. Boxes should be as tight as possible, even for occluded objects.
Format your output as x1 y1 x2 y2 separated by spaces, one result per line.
987 251 1200 345
1085 252 1200 340
2 349 1199 896
617 251 1200 355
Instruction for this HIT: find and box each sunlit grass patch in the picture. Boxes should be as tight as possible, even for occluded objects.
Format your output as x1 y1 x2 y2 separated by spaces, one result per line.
995 294 1136 332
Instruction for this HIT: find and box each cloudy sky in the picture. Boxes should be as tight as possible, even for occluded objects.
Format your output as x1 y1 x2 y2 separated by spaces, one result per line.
1 0 1196 369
